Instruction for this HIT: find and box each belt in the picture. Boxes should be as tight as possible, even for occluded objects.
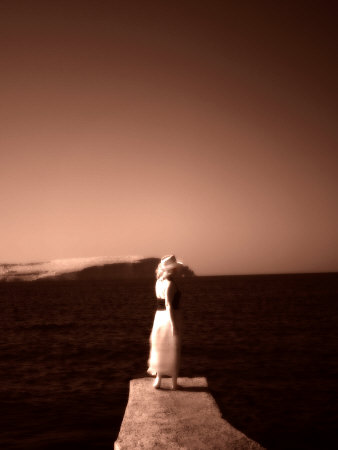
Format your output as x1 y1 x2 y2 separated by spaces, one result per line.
156 298 166 310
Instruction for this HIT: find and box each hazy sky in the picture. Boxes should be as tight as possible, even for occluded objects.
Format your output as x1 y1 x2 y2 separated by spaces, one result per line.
1 1 337 275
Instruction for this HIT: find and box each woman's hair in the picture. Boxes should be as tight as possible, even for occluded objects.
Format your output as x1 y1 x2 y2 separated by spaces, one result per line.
156 265 175 280
155 265 162 279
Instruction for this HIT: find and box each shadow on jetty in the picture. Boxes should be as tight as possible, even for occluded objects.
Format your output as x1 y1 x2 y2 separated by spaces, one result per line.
153 385 208 392
176 386 208 392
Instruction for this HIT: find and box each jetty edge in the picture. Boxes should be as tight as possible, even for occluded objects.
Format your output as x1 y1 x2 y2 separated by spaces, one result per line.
114 377 265 449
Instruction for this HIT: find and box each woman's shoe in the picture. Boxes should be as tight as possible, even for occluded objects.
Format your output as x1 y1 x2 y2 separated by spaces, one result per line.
171 377 178 390
153 375 161 389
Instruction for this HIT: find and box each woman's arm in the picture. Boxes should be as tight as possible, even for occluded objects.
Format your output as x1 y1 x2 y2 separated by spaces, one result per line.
165 280 177 335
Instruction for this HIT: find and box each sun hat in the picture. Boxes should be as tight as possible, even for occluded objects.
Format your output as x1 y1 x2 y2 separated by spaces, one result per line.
158 255 183 271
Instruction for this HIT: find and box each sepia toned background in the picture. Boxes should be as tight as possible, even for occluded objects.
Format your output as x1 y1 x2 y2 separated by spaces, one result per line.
1 1 337 275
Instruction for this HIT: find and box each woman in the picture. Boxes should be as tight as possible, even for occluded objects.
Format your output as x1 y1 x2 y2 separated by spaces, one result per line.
147 255 182 390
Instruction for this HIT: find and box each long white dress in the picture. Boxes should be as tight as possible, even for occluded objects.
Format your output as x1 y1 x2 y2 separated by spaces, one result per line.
147 278 181 377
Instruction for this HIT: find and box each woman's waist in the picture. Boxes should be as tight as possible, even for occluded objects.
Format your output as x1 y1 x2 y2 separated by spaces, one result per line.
156 298 180 311
156 298 166 310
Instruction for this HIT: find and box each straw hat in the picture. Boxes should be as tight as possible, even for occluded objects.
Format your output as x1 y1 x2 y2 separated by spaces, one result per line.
158 255 183 271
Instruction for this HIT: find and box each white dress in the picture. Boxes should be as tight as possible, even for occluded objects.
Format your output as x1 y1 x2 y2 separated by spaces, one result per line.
147 278 181 377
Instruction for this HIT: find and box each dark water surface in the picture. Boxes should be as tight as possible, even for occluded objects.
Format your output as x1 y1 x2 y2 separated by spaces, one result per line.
1 274 338 449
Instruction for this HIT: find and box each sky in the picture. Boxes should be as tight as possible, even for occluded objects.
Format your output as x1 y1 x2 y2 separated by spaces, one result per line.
1 1 337 275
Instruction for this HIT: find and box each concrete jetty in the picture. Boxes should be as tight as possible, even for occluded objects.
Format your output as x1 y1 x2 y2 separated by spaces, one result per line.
114 377 265 449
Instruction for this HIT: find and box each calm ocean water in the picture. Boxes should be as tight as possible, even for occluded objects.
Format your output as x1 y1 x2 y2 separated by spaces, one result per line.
1 274 338 449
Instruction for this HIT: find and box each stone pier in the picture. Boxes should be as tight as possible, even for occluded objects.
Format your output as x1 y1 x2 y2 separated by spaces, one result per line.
114 377 264 449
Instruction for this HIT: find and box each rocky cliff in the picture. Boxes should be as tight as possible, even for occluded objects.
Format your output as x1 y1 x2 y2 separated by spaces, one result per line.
50 258 194 280
0 256 195 281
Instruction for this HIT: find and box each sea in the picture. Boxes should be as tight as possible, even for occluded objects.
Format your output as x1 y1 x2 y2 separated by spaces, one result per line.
1 273 338 450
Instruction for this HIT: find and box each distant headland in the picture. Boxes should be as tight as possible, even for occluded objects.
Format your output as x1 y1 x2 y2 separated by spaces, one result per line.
0 256 195 282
